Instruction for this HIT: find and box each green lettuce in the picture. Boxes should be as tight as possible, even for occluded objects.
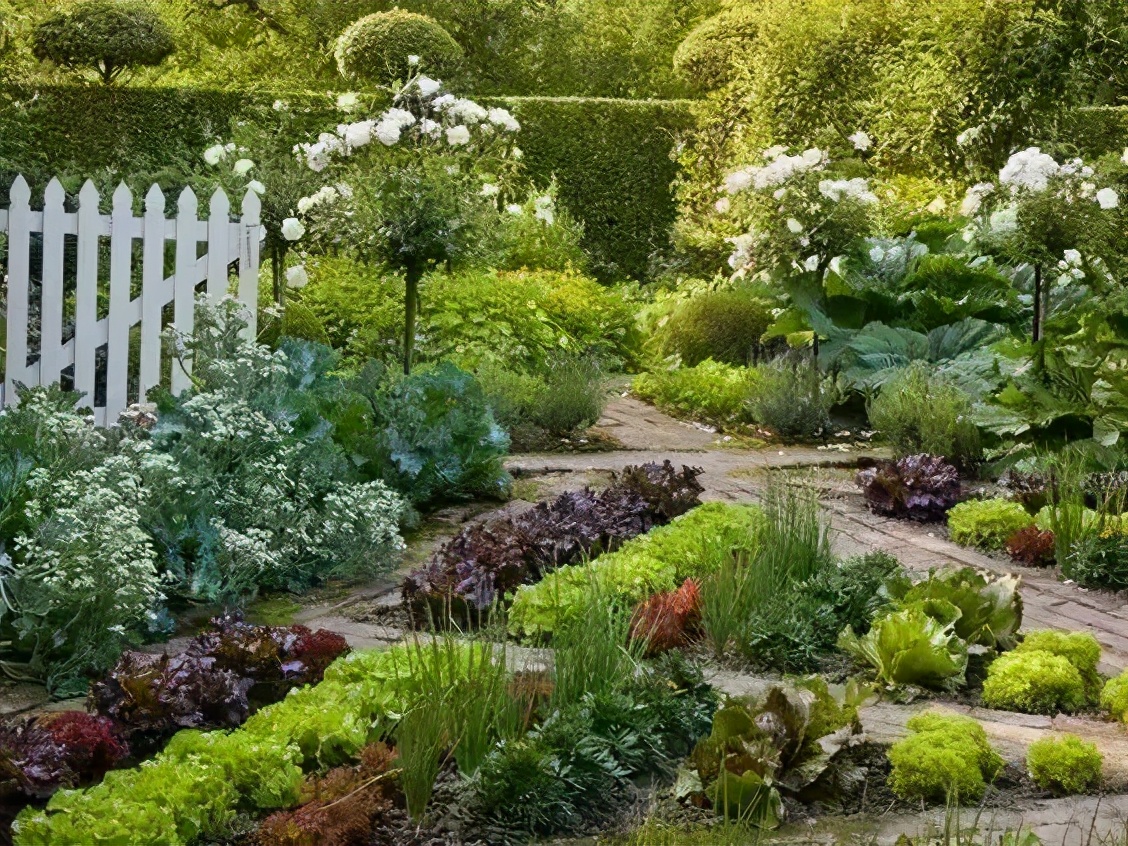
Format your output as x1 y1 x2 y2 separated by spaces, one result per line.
838 603 968 690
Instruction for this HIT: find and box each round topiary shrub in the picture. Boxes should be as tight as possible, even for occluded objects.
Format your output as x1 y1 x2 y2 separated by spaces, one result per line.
947 498 1034 550
335 11 462 86
981 650 1087 715
1015 629 1102 701
651 285 777 367
1100 671 1128 721
1026 734 1102 794
32 0 175 85
887 710 1003 803
673 7 759 92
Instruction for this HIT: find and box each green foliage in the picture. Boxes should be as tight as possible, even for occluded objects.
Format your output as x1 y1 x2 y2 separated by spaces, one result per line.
1025 735 1102 795
32 1 175 85
749 356 841 440
259 301 331 348
887 710 1003 803
334 11 462 86
868 364 982 468
650 285 777 367
509 502 764 639
1100 671 1128 721
1067 532 1128 591
981 651 1087 715
947 500 1035 551
633 360 760 428
495 96 696 281
838 603 968 691
349 361 511 507
1016 629 1102 702
889 567 1023 651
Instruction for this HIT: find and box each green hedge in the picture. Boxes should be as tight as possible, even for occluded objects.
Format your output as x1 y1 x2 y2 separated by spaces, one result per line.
495 96 696 281
0 87 695 281
1062 107 1128 159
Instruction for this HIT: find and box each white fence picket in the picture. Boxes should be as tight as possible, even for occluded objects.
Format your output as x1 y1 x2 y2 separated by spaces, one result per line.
73 180 101 410
4 176 31 404
0 176 261 425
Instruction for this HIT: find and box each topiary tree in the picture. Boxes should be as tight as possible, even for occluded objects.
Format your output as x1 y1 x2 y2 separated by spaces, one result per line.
32 0 175 85
335 11 462 86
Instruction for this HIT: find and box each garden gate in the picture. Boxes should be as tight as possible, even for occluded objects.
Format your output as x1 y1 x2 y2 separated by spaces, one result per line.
0 176 262 426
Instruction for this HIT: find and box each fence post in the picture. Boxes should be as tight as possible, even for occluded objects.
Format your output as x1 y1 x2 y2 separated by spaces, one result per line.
140 184 166 403
74 180 101 409
171 187 198 395
207 188 230 303
106 182 134 423
4 175 30 404
239 189 261 341
39 179 66 388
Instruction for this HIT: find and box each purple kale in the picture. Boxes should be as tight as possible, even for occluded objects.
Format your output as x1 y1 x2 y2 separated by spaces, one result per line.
403 462 704 617
0 712 128 799
856 454 960 522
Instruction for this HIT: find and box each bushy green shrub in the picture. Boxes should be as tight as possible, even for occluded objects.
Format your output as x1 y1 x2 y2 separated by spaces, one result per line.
1016 630 1102 702
1067 533 1128 591
509 503 764 639
887 711 1003 803
1026 735 1102 794
1100 671 1128 721
749 357 840 440
947 499 1035 550
651 286 777 367
335 11 463 85
259 301 331 349
32 0 175 85
981 651 1087 715
633 360 761 427
868 365 981 468
351 361 511 507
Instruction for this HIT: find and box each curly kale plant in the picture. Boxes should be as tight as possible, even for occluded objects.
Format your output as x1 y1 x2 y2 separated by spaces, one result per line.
856 454 960 521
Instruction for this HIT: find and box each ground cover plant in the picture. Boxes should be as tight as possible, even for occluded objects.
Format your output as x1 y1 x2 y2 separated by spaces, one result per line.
887 711 1004 803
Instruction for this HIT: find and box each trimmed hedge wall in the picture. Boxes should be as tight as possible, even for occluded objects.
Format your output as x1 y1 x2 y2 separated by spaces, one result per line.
496 97 696 281
0 86 696 281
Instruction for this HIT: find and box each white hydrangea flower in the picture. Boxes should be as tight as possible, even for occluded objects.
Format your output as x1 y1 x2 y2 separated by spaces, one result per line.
989 206 1018 234
848 130 872 152
408 54 420 66
336 92 360 112
383 108 417 129
343 120 375 149
431 94 456 111
224 142 236 153
533 195 555 225
506 203 524 215
296 186 338 214
999 147 1060 193
763 145 788 160
714 197 731 214
869 245 885 263
1097 187 1120 209
233 158 254 176
203 144 226 166
818 177 877 204
786 218 803 234
926 196 947 214
286 265 309 289
727 232 756 270
480 183 500 197
956 126 981 147
414 76 442 97
446 125 471 146
959 182 995 216
375 120 402 146
1122 148 1128 166
247 180 265 195
336 182 353 199
487 107 521 133
280 218 306 241
803 255 820 272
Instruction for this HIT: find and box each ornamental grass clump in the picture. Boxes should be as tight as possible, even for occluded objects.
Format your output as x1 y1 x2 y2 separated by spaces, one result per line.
887 711 1003 803
947 499 1035 550
1026 734 1102 794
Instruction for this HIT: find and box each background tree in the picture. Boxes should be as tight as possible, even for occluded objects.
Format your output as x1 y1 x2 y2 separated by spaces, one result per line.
33 0 175 85
335 11 462 87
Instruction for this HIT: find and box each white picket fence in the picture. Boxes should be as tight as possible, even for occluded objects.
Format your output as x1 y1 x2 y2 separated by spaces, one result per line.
1 176 262 425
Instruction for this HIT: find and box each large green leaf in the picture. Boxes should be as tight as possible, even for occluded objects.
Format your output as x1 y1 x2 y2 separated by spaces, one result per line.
838 604 968 690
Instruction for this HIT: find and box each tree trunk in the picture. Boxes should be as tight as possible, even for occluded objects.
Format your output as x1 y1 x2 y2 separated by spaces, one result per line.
272 247 284 307
1032 263 1043 344
403 262 423 375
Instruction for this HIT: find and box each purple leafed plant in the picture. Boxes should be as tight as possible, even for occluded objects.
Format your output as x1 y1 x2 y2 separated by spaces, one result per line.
0 712 129 799
856 454 960 521
403 461 704 616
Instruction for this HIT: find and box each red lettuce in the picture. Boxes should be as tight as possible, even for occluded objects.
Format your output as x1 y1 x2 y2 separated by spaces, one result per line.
0 713 128 799
403 462 703 617
856 455 960 521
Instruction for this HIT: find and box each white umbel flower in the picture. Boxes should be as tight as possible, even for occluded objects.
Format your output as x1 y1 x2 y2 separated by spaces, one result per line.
446 125 471 146
848 130 872 151
1097 187 1120 209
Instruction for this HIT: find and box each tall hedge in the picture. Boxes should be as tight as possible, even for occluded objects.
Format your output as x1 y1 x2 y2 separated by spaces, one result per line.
1060 107 1128 160
0 87 694 281
495 96 695 281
